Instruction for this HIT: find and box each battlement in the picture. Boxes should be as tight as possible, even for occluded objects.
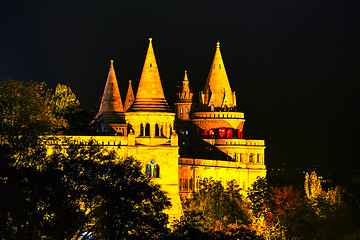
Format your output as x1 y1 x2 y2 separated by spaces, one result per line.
193 111 244 119
203 138 265 147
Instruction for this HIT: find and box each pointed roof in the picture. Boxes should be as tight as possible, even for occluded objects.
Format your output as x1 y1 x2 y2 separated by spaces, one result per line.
95 60 125 124
177 70 193 102
124 80 135 112
128 38 171 112
203 42 236 108
184 70 189 81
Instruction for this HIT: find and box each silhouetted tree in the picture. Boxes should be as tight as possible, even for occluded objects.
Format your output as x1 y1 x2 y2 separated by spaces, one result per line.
49 141 171 239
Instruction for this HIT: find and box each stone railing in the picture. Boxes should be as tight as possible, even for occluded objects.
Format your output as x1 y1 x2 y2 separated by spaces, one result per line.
192 112 244 119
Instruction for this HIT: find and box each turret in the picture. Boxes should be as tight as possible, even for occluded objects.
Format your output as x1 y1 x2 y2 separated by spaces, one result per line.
199 42 237 112
174 70 193 121
91 60 127 135
124 80 135 112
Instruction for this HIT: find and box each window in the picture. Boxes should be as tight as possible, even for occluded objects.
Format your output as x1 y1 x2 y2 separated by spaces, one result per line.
155 123 160 136
210 105 215 112
189 178 193 191
145 164 151 177
153 164 160 178
257 154 260 163
140 123 144 136
180 108 183 114
150 63 152 67
249 153 253 162
145 123 150 136
227 129 233 138
233 152 236 161
186 108 189 114
179 179 183 191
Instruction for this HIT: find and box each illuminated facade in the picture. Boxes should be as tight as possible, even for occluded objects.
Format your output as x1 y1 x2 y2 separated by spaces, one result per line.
88 39 266 220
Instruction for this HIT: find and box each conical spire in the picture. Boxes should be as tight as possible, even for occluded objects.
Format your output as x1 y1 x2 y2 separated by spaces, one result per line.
124 80 135 112
184 70 189 81
128 38 171 112
202 42 236 108
95 60 125 124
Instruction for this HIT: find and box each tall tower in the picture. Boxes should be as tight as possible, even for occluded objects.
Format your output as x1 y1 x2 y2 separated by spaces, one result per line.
92 60 127 135
174 70 193 121
199 42 237 112
125 38 182 220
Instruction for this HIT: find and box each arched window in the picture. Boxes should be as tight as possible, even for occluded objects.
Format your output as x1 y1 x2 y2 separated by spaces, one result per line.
186 108 189 114
226 129 233 139
140 123 144 136
210 104 215 112
153 164 160 178
155 123 160 137
249 153 253 162
150 63 152 67
180 108 183 114
145 164 151 177
233 152 236 161
145 123 150 136
127 124 133 134
224 105 228 112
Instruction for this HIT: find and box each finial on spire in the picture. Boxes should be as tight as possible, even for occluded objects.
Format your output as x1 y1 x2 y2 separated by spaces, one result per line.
184 70 188 81
149 38 152 43
129 80 132 83
216 41 220 49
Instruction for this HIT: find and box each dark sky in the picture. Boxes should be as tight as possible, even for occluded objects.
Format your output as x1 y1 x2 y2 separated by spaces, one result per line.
1 0 359 170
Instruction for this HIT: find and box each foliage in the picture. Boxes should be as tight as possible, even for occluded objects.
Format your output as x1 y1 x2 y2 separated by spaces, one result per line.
0 139 171 239
172 178 255 238
47 83 92 135
51 142 171 239
48 83 80 116
303 171 360 239
248 177 313 240
185 178 250 229
0 79 67 168
0 79 67 138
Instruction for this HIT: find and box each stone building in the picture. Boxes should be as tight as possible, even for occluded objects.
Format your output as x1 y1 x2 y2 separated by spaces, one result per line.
82 38 265 220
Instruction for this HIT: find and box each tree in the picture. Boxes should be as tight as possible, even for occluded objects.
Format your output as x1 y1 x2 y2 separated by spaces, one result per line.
49 141 171 239
48 83 80 116
304 171 360 239
0 79 171 239
171 178 257 239
247 177 313 240
47 83 92 135
0 139 172 239
0 79 67 139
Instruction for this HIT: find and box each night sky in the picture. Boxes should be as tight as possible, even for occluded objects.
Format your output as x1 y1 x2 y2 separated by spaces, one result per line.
1 0 359 171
